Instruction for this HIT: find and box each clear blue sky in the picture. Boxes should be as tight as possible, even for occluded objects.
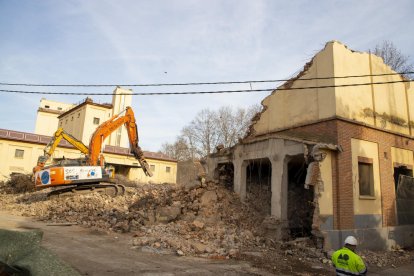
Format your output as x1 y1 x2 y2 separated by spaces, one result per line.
0 0 413 152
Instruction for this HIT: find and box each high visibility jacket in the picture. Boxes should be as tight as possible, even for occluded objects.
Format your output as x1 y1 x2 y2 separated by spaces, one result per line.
331 247 367 275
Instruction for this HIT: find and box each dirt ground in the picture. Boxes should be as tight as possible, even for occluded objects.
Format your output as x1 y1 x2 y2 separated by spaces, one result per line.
2 211 413 276
0 211 270 275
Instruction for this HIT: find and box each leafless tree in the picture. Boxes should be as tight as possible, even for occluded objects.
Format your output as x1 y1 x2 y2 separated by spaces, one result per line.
180 126 199 160
186 109 220 158
216 105 261 148
160 136 193 161
372 40 414 75
160 105 261 160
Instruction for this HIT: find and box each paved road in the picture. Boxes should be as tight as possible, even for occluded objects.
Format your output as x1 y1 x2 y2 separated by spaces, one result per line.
0 211 272 276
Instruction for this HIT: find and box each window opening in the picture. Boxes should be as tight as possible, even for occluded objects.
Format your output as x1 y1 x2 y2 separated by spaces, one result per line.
15 149 24 158
358 160 374 197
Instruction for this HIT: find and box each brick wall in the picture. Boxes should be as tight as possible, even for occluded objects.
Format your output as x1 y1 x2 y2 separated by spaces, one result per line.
274 118 414 230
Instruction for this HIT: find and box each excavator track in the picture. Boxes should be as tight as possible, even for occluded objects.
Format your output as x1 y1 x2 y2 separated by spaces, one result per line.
47 183 125 199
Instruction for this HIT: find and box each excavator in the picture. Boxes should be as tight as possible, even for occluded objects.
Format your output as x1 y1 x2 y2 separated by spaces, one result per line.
33 106 152 197
33 127 89 175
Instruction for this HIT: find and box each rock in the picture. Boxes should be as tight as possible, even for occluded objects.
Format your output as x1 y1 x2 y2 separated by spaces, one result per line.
190 241 207 254
326 250 335 259
141 246 161 254
184 180 201 191
241 230 254 240
285 250 293 256
155 206 181 223
200 191 217 207
228 249 239 257
215 248 227 255
192 219 205 229
177 250 184 256
167 238 183 250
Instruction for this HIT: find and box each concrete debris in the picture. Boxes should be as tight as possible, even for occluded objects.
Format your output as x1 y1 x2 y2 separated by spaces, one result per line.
1 179 413 273
360 248 413 268
1 174 34 194
0 181 268 258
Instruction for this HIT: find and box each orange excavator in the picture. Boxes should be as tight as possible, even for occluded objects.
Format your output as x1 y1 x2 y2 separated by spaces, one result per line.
33 106 152 197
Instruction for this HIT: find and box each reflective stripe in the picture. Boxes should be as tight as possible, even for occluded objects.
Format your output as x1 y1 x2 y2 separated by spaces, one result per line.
336 268 360 276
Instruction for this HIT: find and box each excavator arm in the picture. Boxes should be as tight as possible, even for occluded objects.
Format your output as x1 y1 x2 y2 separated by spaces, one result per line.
88 107 153 177
33 128 89 174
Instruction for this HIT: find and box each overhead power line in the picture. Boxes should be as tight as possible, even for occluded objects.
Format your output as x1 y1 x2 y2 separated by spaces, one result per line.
0 79 411 96
0 71 412 87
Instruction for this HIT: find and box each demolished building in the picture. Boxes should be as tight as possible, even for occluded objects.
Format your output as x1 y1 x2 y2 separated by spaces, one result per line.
206 41 414 250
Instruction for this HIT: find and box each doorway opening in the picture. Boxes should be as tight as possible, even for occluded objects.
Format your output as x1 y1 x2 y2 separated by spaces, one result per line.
287 155 315 239
394 165 413 191
246 158 272 216
216 163 234 190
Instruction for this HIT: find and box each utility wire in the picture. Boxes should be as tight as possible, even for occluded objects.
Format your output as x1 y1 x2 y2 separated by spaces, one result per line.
0 72 413 87
0 80 411 96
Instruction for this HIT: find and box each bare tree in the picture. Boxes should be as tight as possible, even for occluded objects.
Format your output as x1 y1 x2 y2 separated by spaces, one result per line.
216 104 261 148
187 109 220 158
160 136 192 161
372 40 414 74
160 105 261 160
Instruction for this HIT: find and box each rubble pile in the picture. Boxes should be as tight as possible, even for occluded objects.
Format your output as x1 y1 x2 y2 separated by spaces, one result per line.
1 179 413 271
0 181 269 257
0 173 34 194
360 246 414 268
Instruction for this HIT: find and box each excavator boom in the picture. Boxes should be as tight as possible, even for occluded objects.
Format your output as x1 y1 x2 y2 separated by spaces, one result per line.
88 106 153 177
33 127 89 175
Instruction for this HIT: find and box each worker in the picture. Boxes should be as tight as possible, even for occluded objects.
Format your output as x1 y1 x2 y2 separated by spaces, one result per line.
331 236 367 275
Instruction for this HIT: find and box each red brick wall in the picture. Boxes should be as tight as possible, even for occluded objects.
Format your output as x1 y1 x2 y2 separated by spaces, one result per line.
274 118 414 229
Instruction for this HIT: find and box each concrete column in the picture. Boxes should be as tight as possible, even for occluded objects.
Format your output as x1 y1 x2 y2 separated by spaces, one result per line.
205 157 218 180
233 159 248 201
270 156 286 219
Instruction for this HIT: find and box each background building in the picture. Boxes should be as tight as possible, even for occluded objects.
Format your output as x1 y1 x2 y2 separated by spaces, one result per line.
1 86 177 184
0 128 176 184
56 87 132 148
34 99 75 136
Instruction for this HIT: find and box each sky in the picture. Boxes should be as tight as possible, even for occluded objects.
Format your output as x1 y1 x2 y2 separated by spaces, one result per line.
0 0 413 152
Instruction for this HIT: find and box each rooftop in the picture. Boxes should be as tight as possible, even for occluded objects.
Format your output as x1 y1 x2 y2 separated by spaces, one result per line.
0 128 176 162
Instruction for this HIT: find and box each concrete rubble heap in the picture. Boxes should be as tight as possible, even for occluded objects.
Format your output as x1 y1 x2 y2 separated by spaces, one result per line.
0 179 269 258
1 177 413 273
